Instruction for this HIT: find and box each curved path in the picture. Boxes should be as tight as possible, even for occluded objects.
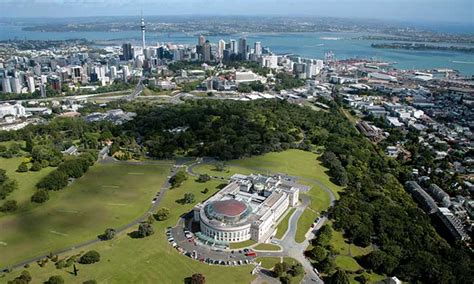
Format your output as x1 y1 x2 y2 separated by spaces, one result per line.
1 159 178 272
186 159 339 284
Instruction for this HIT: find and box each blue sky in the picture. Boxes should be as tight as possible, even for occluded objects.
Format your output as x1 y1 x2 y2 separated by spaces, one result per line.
0 0 472 23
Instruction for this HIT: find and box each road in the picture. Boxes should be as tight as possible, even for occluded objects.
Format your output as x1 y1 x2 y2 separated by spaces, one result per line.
1 158 178 272
186 159 338 284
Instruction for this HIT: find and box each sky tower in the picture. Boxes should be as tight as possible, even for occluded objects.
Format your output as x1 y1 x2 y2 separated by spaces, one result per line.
140 16 146 50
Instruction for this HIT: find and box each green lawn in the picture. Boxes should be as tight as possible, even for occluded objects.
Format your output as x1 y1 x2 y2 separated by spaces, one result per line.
274 208 296 239
229 239 257 249
295 208 318 243
334 255 361 272
330 223 373 258
256 257 281 270
253 243 281 251
0 163 171 267
0 157 55 215
3 178 255 284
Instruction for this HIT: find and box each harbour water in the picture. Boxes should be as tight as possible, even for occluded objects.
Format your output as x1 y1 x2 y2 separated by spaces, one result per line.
1 24 473 75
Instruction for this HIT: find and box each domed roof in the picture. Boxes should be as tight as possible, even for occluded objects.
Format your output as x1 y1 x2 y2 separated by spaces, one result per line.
209 199 248 218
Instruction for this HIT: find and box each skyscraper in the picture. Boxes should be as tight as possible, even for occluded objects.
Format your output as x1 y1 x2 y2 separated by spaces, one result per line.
254 42 262 57
122 43 133 61
2 77 12 94
238 38 247 60
230 39 237 54
141 17 146 50
218 39 226 59
203 41 212 62
198 35 206 46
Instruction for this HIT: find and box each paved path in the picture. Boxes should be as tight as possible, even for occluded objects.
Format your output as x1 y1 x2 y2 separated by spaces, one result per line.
1 159 178 272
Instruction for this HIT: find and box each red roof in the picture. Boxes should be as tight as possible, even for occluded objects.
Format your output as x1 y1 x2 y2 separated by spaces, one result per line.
211 200 247 217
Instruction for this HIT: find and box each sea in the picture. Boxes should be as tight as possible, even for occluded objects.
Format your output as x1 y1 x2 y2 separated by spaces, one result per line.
1 24 473 75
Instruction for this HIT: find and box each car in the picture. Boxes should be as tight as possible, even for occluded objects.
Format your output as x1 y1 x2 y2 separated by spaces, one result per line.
243 248 249 252
233 261 237 265
313 268 319 274
238 250 242 253
245 259 249 264
231 250 235 254
238 260 243 265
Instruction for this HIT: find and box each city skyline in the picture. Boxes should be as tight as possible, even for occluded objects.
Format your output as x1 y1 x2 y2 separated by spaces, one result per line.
1 0 473 24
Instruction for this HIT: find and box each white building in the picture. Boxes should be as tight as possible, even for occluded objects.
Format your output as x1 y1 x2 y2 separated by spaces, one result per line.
193 174 305 244
218 39 226 59
26 76 35 93
254 42 262 57
10 77 21 94
0 103 26 118
235 71 260 85
2 77 12 93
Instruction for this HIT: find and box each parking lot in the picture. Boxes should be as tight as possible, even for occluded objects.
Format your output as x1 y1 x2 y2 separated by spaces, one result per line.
166 221 258 266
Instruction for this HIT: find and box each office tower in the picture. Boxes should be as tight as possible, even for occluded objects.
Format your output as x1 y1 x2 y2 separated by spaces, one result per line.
230 39 237 54
218 39 226 59
141 17 146 50
198 35 206 46
2 77 12 93
49 76 61 91
10 77 21 94
122 43 133 61
238 38 247 60
27 76 35 93
40 84 46 98
122 66 130 82
110 66 117 80
254 42 262 57
203 41 212 62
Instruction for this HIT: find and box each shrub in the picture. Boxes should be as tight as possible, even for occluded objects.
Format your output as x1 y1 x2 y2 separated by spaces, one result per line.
31 190 49 203
16 163 29 173
79 250 101 264
36 170 68 191
154 207 170 221
137 222 154 238
0 200 18 212
45 275 64 284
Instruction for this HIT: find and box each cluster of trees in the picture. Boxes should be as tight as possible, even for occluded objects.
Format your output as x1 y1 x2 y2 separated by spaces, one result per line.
321 152 348 186
196 174 211 183
170 171 188 188
35 152 96 192
0 143 22 158
7 270 32 284
307 225 336 275
237 81 265 93
273 260 304 283
79 250 101 264
125 100 313 160
226 61 271 77
154 207 170 221
135 222 154 238
314 106 473 282
0 169 17 200
184 273 206 284
274 72 305 91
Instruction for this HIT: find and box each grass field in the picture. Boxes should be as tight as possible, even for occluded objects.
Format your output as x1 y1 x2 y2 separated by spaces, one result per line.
295 208 318 243
255 257 281 269
229 239 257 249
0 162 171 268
3 178 255 284
0 157 55 215
253 243 281 251
274 208 296 239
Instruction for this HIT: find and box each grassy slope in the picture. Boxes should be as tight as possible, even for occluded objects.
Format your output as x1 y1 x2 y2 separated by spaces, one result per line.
274 208 296 239
4 178 255 284
253 243 280 251
0 163 171 267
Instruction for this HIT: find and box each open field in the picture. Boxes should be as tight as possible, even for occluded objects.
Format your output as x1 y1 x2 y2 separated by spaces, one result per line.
274 208 296 239
255 257 281 270
295 209 318 243
3 178 255 284
0 157 55 214
0 162 171 267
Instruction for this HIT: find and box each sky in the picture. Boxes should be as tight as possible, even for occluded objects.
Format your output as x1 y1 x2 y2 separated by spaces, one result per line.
0 0 472 24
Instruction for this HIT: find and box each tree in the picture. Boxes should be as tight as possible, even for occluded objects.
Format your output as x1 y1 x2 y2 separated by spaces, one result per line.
215 162 226 172
314 225 332 246
155 207 170 221
45 275 64 284
17 163 29 173
310 245 328 263
31 190 49 203
36 170 68 191
137 222 154 238
190 273 205 284
273 262 290 278
0 200 18 212
7 270 32 284
170 171 187 188
79 250 101 264
103 228 116 240
202 188 209 194
197 174 211 183
183 193 195 204
327 269 350 284
29 161 42 172
290 262 304 277
0 179 17 200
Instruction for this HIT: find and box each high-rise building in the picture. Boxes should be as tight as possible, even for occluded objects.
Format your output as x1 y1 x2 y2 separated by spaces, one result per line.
110 66 117 80
254 42 262 57
238 38 247 60
203 41 212 62
198 35 206 46
122 43 133 61
122 66 130 82
10 77 21 94
218 39 226 59
27 76 35 93
230 39 237 54
141 17 146 50
2 77 12 94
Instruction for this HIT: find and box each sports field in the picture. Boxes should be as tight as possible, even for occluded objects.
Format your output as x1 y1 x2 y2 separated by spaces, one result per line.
1 162 171 267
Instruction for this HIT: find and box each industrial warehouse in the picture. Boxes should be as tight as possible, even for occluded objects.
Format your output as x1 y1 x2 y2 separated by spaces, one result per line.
193 174 308 244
